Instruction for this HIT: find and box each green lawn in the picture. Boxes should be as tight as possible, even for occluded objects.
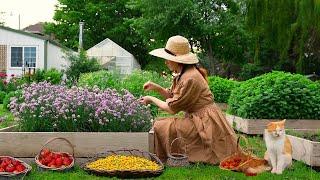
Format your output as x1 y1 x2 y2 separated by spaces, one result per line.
0 104 15 129
23 135 320 180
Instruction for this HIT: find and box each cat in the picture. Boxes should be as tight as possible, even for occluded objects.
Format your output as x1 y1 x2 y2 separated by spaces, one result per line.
264 119 292 174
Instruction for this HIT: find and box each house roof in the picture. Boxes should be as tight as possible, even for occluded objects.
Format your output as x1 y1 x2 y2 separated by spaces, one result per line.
87 38 133 57
23 22 45 35
0 25 70 50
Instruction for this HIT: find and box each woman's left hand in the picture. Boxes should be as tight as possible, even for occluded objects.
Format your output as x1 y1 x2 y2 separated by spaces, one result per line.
139 96 152 105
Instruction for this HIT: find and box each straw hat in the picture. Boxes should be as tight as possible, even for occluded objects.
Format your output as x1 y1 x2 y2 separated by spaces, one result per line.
149 35 199 64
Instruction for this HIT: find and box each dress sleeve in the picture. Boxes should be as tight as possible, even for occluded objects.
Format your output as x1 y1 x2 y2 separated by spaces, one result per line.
166 78 201 113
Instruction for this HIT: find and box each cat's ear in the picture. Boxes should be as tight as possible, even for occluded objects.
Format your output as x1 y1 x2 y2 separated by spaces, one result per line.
281 119 286 124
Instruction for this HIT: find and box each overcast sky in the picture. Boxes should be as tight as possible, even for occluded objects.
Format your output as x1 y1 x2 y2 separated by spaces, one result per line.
0 0 58 29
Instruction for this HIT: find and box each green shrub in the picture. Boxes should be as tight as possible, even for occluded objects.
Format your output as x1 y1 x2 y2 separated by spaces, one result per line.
65 50 102 84
228 71 320 119
238 63 265 80
208 76 240 103
43 68 63 84
3 90 22 110
0 91 6 104
78 70 121 90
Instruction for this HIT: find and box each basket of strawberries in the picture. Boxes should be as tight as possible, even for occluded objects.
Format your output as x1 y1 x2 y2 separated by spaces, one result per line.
0 156 32 177
35 137 75 171
219 135 269 176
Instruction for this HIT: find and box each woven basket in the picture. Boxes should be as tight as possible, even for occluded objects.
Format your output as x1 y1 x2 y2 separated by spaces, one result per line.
82 148 164 178
35 137 75 171
166 137 189 167
219 135 256 171
0 156 32 178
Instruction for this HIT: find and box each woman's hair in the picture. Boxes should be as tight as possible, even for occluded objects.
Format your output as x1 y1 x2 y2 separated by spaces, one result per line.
179 64 208 82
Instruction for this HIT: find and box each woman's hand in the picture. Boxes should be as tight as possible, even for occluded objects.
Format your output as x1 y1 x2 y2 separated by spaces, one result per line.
143 81 158 91
139 96 153 105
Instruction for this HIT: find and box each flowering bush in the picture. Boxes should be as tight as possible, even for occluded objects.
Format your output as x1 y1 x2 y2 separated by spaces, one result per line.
10 82 152 132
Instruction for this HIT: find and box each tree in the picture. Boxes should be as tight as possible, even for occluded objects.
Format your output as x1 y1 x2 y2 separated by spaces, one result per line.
247 0 320 74
44 0 149 67
132 0 250 75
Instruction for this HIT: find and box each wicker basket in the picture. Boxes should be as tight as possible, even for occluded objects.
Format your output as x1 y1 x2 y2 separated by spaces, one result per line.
0 156 32 178
82 148 164 178
166 137 189 167
35 137 75 171
219 135 259 171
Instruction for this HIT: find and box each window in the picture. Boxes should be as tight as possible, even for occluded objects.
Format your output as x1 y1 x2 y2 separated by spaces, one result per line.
11 47 22 67
11 46 36 67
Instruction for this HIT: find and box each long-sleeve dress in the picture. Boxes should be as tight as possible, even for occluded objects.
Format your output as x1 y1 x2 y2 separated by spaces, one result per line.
153 66 238 164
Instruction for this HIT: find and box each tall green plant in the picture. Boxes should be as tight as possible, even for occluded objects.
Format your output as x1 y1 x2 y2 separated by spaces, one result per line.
65 50 102 84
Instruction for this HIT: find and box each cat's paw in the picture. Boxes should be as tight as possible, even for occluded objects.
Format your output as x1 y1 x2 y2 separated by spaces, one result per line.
275 170 283 175
271 168 277 174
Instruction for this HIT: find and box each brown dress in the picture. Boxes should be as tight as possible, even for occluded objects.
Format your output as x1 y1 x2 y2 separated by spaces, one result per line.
153 66 238 164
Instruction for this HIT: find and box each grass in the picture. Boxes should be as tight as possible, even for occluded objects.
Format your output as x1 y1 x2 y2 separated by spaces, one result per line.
22 134 320 180
0 104 15 129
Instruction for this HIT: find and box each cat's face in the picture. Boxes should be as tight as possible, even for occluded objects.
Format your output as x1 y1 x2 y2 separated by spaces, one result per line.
267 119 286 138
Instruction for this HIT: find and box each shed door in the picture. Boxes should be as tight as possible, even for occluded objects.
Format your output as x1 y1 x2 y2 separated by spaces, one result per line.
0 45 7 73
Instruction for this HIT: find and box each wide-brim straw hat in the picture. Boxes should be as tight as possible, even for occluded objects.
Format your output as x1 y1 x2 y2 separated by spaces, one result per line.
149 35 199 64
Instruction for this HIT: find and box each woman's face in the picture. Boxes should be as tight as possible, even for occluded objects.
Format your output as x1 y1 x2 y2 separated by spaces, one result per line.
165 60 179 72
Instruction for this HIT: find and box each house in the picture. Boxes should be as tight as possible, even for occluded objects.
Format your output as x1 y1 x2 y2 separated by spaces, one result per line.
86 38 140 75
23 22 45 36
0 25 72 76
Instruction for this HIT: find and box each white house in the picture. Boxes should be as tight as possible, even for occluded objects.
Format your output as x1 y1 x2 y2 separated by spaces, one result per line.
0 26 72 76
86 38 140 74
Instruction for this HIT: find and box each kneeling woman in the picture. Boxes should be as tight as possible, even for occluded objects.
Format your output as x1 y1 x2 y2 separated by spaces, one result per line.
140 35 238 164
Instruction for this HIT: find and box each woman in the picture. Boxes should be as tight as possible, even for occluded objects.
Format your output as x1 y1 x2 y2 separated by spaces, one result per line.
140 35 238 164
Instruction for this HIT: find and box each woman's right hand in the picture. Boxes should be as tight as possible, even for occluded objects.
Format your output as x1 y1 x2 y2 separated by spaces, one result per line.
143 81 158 91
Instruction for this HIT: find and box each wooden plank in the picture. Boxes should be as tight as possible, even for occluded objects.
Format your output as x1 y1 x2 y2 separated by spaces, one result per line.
287 135 320 167
227 114 320 135
0 132 148 158
148 129 154 154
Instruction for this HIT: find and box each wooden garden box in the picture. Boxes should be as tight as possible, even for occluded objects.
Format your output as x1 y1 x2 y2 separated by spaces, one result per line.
227 114 320 135
0 126 150 158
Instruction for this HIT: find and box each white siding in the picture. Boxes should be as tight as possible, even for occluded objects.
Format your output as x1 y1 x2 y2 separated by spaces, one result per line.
0 28 44 76
47 43 69 71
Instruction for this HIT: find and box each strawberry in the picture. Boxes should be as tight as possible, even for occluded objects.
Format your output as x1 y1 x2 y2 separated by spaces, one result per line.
48 160 56 168
16 165 25 172
0 167 4 172
5 164 15 172
55 158 63 167
0 161 7 169
63 158 72 166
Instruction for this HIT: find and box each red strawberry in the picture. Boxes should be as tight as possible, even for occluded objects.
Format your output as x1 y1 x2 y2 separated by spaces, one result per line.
5 164 15 172
16 165 25 172
63 158 71 166
48 160 56 168
55 158 63 167
0 161 7 169
0 167 4 172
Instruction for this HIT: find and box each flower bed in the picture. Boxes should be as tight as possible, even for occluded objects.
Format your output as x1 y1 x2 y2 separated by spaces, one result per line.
9 82 152 132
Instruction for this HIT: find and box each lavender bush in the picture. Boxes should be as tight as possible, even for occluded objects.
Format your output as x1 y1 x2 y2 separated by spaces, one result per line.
9 82 152 132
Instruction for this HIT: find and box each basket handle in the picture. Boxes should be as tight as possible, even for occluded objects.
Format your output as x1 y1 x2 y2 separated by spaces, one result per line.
39 137 75 157
236 135 253 155
168 137 187 157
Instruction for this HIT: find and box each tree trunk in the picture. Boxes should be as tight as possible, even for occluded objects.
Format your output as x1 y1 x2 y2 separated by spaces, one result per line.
206 37 215 75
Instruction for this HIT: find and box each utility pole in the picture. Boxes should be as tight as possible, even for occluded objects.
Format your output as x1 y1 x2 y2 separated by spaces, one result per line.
78 22 84 52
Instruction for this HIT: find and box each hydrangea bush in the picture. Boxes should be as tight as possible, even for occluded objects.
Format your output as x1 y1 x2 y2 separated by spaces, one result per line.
10 82 152 132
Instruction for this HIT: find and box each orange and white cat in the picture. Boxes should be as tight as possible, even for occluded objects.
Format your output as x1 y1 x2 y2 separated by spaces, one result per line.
264 120 292 174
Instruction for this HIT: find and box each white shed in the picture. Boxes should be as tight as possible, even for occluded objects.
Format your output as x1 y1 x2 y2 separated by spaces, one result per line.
0 26 72 76
86 38 140 74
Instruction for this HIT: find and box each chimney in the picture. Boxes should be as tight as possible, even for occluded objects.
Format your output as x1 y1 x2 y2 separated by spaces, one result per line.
78 21 84 52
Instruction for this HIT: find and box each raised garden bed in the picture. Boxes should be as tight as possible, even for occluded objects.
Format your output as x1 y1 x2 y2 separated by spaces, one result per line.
285 129 320 167
0 127 150 158
227 114 320 135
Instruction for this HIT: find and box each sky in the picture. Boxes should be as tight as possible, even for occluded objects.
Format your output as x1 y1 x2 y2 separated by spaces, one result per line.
0 0 58 29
